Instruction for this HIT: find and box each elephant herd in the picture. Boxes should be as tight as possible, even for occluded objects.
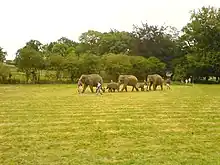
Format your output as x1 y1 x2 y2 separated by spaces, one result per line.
78 73 165 93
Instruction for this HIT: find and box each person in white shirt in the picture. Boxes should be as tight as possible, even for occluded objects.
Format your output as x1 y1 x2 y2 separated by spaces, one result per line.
77 79 83 94
165 78 171 90
96 81 102 95
188 77 191 83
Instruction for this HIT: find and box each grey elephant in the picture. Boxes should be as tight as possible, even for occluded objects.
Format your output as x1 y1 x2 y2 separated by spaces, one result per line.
136 80 147 91
106 82 120 92
118 75 139 92
78 74 105 93
146 74 164 91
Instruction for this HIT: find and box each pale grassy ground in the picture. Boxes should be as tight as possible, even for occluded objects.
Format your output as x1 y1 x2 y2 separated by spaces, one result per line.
0 84 220 165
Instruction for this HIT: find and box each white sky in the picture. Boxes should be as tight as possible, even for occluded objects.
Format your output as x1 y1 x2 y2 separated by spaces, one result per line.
1 0 220 60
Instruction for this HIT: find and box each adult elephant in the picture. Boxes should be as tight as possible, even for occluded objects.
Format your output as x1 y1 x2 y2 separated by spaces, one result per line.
78 74 105 93
118 75 139 92
146 74 164 91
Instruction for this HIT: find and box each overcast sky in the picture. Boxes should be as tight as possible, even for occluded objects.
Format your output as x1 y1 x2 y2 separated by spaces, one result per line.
1 0 220 60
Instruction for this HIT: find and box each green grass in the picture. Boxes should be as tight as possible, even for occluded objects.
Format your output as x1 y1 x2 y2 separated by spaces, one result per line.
0 84 220 165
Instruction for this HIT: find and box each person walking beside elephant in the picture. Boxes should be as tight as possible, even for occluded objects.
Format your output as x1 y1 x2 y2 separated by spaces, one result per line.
165 78 171 90
96 81 103 95
77 79 83 94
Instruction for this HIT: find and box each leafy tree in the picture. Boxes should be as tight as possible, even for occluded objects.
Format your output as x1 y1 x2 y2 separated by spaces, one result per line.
52 43 70 56
48 54 65 80
42 42 56 55
25 40 43 52
102 54 132 81
75 43 89 57
129 56 166 80
173 64 188 81
80 54 102 74
79 30 102 45
55 37 77 56
146 56 166 76
0 47 7 62
15 46 44 83
57 37 78 47
43 38 76 57
0 63 11 83
64 55 83 82
98 30 133 55
78 30 102 54
129 56 149 80
131 21 178 69
181 6 220 79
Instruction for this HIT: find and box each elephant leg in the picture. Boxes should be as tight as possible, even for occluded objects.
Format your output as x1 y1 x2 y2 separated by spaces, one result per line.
117 85 120 92
89 85 94 93
131 86 134 91
145 85 148 91
161 84 163 90
101 87 105 93
153 84 157 91
82 84 88 93
134 85 139 91
125 86 128 92
141 87 144 91
149 83 152 90
121 85 125 92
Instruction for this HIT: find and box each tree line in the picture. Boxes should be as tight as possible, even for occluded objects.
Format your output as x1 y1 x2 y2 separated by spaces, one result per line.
0 6 220 84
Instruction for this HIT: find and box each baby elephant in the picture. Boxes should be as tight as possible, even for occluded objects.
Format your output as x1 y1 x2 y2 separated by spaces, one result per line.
136 80 147 91
106 82 120 92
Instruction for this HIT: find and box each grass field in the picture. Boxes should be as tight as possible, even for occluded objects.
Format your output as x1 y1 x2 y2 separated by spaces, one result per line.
1 84 220 165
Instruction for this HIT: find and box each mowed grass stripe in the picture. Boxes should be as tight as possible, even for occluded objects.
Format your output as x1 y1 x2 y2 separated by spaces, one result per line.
1 110 220 120
1 84 220 164
1 115 220 125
